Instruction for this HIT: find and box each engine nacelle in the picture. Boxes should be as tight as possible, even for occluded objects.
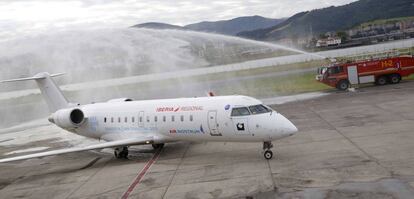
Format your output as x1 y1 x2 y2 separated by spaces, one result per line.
49 108 86 129
107 98 133 103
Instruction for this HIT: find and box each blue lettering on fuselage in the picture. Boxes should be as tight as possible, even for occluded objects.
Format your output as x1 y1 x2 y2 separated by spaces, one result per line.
170 129 203 134
176 129 201 134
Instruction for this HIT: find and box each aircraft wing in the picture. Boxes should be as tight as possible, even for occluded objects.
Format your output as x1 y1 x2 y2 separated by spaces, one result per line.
0 137 154 163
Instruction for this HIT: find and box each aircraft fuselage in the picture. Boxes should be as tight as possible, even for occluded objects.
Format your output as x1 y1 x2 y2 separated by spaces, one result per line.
74 95 297 143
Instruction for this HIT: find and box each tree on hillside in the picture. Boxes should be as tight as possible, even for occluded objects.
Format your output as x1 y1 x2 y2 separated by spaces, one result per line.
336 31 348 41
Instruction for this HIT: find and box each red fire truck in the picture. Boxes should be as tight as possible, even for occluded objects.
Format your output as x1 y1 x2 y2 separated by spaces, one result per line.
316 55 414 90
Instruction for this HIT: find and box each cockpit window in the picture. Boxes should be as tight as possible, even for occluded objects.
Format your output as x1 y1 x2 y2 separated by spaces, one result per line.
231 107 250 116
249 104 271 115
328 66 343 75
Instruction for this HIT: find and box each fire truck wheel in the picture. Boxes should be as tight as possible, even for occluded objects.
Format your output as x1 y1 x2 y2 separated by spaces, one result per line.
376 76 388 86
336 80 349 91
389 74 401 84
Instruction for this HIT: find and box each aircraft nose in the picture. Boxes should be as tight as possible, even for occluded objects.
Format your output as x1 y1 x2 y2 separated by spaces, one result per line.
285 119 298 135
277 113 298 136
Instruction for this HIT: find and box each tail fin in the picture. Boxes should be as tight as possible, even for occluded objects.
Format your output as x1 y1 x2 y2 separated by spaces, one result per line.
1 72 69 113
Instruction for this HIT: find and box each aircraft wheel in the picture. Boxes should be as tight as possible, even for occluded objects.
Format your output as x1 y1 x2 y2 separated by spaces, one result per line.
114 147 129 159
121 147 129 159
120 151 128 159
114 148 122 159
152 143 165 149
264 150 273 160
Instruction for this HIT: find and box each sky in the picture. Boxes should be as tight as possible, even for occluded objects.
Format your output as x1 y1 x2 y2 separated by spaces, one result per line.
0 0 358 39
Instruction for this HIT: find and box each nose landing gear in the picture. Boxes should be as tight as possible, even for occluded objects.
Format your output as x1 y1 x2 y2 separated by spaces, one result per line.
263 141 273 160
114 146 129 159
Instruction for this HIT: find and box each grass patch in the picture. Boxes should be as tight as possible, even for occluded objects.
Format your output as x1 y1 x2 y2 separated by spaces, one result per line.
209 59 327 80
155 59 327 85
214 72 331 97
406 74 414 81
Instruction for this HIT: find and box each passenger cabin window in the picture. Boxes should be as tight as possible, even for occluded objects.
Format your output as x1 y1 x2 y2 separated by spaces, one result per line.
132 117 135 123
111 117 114 123
154 116 158 122
118 117 121 123
231 107 250 116
146 116 150 122
139 117 143 123
125 117 127 123
104 117 107 123
180 115 184 122
171 115 175 122
248 105 271 115
190 115 193 122
163 116 166 122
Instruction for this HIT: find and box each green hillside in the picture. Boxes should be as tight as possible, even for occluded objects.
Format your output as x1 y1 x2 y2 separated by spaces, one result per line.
238 0 414 41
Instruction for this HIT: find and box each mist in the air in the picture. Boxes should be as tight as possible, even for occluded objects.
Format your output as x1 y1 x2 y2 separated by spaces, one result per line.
0 27 299 128
0 28 296 92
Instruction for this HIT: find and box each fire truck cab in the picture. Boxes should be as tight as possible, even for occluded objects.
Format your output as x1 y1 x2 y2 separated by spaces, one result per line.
316 56 414 90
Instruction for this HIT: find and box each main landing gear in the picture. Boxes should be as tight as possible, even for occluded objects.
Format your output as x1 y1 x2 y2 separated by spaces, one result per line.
263 141 274 160
114 144 164 159
114 146 129 159
152 143 165 150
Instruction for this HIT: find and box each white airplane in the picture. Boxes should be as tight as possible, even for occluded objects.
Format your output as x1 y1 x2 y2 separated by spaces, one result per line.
0 72 298 163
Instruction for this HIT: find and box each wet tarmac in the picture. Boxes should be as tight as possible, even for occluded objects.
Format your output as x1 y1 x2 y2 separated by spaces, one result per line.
1 81 414 199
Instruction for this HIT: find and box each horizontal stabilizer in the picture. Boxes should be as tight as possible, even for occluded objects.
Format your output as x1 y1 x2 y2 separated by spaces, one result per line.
0 73 65 83
0 76 42 83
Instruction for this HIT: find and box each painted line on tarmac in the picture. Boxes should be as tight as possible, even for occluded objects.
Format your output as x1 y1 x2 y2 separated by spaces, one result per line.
121 148 162 199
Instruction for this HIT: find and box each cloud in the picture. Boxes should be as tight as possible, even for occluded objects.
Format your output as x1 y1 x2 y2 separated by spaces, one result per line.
0 0 358 40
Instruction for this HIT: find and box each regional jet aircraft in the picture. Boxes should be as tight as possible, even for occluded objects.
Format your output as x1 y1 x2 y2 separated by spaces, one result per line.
0 72 297 162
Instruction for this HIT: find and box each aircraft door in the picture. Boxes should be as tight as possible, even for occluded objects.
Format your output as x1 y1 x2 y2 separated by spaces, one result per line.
208 111 222 136
138 111 144 127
